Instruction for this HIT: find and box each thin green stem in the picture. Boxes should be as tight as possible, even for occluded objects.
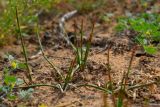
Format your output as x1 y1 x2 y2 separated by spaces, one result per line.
117 47 136 107
14 84 58 89
63 58 77 91
110 80 160 94
81 23 95 71
78 84 112 94
80 20 84 64
15 7 32 83
106 45 116 107
107 46 112 86
124 46 137 90
127 81 160 90
36 23 64 80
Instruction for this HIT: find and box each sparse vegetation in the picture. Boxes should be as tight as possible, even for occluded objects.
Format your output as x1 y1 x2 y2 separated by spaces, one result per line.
116 13 160 54
0 0 160 107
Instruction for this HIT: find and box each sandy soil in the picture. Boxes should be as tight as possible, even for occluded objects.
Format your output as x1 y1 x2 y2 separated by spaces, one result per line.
0 1 160 107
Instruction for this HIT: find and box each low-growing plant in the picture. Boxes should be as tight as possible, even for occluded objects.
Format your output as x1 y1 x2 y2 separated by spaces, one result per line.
0 74 17 100
36 23 82 92
0 54 33 101
116 13 160 54
35 20 94 92
18 88 34 100
78 45 159 107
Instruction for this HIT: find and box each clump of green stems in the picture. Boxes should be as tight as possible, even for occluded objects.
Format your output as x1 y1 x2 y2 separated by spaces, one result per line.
11 22 74 93
15 7 32 83
57 20 95 91
62 57 78 91
74 20 95 72
14 19 94 93
79 45 160 107
34 21 94 92
10 5 160 105
23 18 159 106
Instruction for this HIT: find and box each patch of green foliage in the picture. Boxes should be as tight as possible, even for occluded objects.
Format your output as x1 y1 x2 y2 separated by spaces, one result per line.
116 13 160 54
0 54 33 101
0 0 106 46
0 0 60 46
